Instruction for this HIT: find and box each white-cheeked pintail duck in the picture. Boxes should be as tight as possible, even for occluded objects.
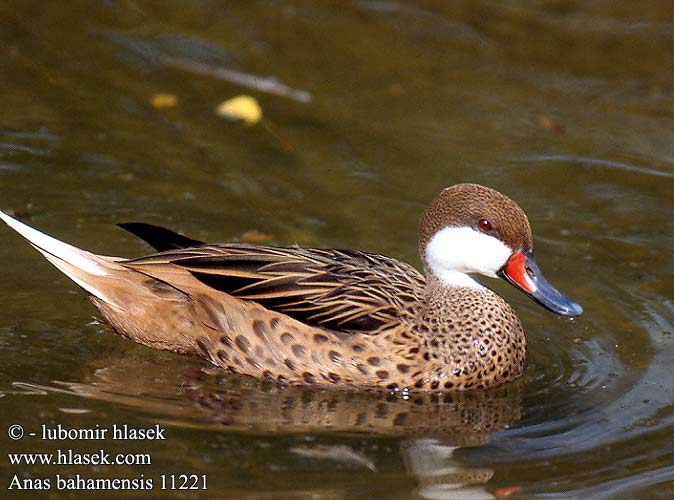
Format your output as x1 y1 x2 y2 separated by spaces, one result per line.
1 184 582 392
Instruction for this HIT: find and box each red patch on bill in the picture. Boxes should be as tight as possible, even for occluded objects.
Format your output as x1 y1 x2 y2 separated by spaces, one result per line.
505 251 535 293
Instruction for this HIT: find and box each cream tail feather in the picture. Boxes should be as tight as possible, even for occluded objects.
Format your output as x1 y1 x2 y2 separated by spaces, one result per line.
0 211 122 307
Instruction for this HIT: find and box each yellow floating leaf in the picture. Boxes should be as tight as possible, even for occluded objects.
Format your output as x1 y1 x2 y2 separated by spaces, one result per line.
150 93 178 109
216 95 262 125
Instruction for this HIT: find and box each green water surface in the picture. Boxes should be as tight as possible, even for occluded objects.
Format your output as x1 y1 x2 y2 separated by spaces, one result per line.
0 2 671 499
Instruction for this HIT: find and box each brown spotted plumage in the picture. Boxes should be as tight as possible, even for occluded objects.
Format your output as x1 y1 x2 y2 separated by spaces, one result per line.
0 184 582 392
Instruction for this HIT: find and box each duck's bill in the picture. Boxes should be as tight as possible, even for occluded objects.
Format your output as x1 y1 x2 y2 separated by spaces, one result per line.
498 250 583 317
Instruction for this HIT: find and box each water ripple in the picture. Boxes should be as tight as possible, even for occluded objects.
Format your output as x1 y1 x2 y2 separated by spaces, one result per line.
461 275 672 500
516 154 672 178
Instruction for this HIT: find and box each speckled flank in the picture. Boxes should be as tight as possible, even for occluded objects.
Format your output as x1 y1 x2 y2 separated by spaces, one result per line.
191 293 423 389
1 183 552 392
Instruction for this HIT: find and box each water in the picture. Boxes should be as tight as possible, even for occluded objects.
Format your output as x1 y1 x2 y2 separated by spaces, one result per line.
0 2 671 499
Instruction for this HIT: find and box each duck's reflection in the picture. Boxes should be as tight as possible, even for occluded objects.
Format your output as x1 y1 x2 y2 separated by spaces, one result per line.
185 368 521 438
403 438 496 500
14 351 521 496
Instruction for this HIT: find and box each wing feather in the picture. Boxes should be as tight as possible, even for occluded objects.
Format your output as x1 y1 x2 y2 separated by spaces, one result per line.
124 244 425 335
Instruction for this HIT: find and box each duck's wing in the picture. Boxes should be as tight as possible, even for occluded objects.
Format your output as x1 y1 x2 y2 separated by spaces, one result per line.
123 244 425 335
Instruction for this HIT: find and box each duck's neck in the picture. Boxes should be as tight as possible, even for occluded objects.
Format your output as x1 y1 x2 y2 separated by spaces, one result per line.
421 274 487 320
429 269 484 290
421 256 487 293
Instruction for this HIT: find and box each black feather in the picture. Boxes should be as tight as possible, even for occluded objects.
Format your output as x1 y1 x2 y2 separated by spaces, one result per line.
118 222 204 252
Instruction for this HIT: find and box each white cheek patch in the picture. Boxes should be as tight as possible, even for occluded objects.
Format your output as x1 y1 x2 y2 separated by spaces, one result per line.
425 226 512 288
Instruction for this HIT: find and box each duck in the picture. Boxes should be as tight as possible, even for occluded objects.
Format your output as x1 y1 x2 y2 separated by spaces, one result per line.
0 183 582 392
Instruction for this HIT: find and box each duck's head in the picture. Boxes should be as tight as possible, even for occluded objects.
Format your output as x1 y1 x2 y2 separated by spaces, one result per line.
419 183 583 317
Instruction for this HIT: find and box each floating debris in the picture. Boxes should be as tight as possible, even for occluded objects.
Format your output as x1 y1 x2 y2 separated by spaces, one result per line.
8 209 34 221
493 485 522 498
59 408 91 414
387 82 405 96
290 444 377 471
531 113 565 134
216 95 262 125
150 93 178 109
161 55 312 103
240 229 274 243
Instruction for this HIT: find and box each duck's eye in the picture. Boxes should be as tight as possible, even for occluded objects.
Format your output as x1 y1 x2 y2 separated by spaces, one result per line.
478 218 492 232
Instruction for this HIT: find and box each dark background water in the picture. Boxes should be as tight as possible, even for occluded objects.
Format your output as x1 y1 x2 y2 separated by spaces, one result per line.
0 1 671 499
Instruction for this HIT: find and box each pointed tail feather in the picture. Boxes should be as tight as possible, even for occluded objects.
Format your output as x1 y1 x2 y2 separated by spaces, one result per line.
0 211 120 306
